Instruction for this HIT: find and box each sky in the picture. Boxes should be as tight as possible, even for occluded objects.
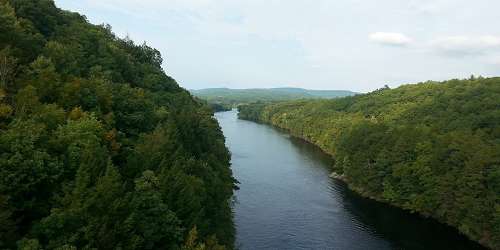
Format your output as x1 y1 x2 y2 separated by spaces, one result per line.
55 0 500 92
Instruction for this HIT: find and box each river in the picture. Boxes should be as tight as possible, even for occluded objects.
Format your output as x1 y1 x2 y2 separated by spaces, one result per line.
215 110 485 250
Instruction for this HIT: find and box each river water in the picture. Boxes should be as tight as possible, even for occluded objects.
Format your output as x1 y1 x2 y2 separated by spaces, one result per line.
215 110 485 250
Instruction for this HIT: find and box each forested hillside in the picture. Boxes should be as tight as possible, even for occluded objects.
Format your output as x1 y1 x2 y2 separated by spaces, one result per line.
0 0 235 249
191 87 356 109
238 78 500 249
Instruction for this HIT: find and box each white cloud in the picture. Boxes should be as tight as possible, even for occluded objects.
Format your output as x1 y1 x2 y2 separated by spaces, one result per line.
56 0 500 92
431 35 500 55
369 32 413 46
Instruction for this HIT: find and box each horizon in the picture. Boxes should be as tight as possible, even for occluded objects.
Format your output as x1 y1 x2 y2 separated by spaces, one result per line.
190 86 358 92
55 0 500 93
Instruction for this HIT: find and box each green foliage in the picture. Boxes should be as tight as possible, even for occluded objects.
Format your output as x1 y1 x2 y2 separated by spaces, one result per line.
181 226 226 250
0 0 235 249
191 87 356 110
0 194 16 248
125 170 183 249
238 78 500 249
207 101 232 112
0 47 18 89
0 88 13 125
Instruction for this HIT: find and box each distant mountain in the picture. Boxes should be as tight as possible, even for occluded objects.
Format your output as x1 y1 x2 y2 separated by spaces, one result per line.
191 87 357 108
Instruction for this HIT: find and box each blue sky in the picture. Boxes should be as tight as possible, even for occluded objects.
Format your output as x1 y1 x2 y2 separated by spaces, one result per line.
55 0 500 92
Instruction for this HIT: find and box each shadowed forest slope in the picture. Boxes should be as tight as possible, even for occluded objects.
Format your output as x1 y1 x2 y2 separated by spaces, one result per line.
0 0 235 249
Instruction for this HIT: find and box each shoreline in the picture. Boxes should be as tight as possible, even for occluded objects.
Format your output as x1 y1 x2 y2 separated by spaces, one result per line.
237 114 491 250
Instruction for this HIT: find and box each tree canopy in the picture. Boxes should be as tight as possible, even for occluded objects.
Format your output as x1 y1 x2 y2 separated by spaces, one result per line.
0 0 235 249
239 78 500 249
191 87 356 111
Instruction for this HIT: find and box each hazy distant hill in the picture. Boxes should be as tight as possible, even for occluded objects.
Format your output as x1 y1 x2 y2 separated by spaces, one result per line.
191 87 357 109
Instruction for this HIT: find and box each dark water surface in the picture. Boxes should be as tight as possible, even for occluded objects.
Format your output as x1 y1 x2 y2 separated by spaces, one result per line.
215 110 485 250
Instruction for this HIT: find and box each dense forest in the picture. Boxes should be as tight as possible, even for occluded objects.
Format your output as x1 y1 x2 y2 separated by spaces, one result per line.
0 0 236 249
191 87 356 109
238 78 500 249
201 101 232 113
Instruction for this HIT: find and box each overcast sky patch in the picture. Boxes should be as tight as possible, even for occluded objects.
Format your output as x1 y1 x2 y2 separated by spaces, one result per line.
55 0 500 92
431 35 500 56
369 32 413 46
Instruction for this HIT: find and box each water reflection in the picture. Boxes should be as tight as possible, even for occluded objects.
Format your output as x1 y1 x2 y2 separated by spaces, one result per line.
216 110 485 250
288 133 484 250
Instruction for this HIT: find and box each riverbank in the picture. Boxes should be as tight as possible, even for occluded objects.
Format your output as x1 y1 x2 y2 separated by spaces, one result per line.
217 110 486 250
236 79 500 249
241 114 493 249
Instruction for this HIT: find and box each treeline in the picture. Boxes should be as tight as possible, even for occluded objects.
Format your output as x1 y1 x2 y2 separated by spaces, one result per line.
238 78 500 249
0 0 235 249
201 101 232 113
191 87 356 109
193 98 231 113
209 103 232 112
